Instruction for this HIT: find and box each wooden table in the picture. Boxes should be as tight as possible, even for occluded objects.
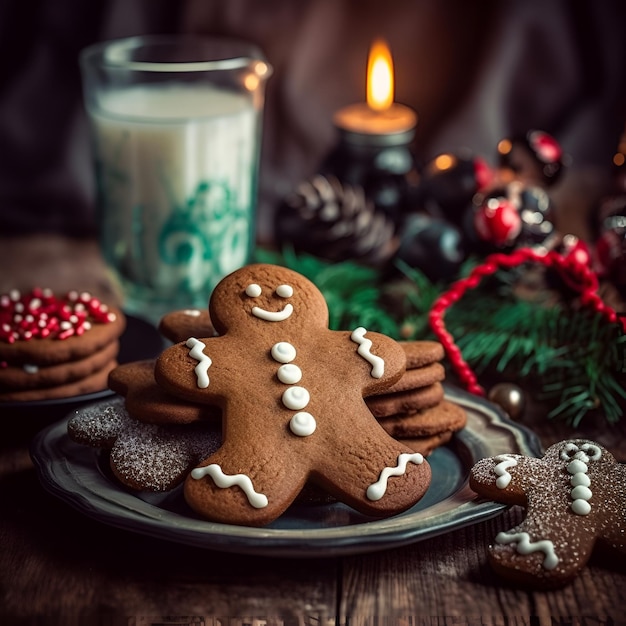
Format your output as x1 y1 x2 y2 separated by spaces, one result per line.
2 235 625 624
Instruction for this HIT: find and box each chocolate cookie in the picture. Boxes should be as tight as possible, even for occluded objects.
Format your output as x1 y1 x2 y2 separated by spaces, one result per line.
158 309 217 344
378 399 467 438
0 360 117 401
0 340 119 390
367 383 446 418
108 360 220 424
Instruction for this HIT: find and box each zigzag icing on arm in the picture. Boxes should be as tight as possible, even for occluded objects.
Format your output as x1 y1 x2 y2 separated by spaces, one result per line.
495 531 559 570
351 327 385 378
190 464 269 508
493 454 518 489
186 337 212 389
367 453 424 501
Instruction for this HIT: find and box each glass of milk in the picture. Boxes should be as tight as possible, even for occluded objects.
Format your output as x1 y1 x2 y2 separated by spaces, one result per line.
80 36 272 323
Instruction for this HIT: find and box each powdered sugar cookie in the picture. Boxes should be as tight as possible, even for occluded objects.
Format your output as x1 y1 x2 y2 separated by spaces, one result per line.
68 396 221 491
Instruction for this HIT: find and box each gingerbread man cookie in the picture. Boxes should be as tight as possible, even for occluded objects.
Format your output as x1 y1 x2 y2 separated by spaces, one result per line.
155 264 432 526
470 439 626 587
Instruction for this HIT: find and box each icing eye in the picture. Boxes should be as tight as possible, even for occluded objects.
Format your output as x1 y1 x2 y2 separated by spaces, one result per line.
581 443 602 461
560 443 580 461
275 284 293 298
245 284 262 298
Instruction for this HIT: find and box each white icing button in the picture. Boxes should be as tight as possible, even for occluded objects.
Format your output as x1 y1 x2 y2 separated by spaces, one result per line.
571 499 592 516
282 386 310 410
567 459 588 475
289 412 316 436
245 283 262 297
277 363 302 384
276 284 293 298
570 485 592 501
570 473 591 487
271 342 296 363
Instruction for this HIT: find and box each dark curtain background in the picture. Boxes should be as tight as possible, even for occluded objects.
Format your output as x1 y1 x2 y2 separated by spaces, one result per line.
1 0 625 243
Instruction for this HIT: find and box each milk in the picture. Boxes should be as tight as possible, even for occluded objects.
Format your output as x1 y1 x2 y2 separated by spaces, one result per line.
88 83 260 320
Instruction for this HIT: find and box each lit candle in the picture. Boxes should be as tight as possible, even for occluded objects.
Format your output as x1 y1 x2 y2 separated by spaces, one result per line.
333 39 417 141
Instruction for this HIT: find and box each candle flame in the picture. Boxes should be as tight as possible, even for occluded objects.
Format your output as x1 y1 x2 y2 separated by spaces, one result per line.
367 39 394 111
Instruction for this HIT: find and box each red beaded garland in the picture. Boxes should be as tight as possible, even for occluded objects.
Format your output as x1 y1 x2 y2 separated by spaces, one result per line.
0 288 114 343
428 246 625 396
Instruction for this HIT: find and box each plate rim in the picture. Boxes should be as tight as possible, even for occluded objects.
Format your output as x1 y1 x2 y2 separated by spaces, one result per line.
30 386 542 557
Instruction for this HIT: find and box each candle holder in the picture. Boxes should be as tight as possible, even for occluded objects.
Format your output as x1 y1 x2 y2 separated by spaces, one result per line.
320 104 419 226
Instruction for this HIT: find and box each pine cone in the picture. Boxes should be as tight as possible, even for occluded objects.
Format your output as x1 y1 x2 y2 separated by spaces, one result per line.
275 174 398 266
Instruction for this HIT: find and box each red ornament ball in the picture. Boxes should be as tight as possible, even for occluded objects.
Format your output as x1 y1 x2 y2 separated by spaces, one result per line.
473 196 522 247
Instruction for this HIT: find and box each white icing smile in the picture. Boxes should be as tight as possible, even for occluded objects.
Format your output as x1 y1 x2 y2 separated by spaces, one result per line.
252 303 294 322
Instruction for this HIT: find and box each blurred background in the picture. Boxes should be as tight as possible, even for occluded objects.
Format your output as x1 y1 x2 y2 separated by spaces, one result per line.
1 0 625 244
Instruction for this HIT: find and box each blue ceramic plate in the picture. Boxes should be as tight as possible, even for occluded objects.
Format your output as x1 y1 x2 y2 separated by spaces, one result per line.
30 386 541 557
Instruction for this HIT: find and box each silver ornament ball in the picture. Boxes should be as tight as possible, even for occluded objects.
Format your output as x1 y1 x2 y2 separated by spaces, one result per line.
488 382 526 419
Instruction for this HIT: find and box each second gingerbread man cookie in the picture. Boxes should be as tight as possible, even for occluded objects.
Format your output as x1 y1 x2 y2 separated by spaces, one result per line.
155 263 432 526
470 439 626 587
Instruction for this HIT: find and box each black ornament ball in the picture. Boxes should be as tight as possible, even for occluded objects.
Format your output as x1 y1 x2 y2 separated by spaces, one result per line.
397 213 466 282
497 130 564 187
510 182 556 246
419 151 493 221
595 195 626 295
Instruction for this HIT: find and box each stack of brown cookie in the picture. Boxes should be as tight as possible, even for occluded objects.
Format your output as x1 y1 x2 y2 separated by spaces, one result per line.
367 340 467 455
0 288 125 402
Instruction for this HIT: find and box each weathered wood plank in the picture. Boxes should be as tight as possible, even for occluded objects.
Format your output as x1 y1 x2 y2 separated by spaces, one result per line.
0 450 338 623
